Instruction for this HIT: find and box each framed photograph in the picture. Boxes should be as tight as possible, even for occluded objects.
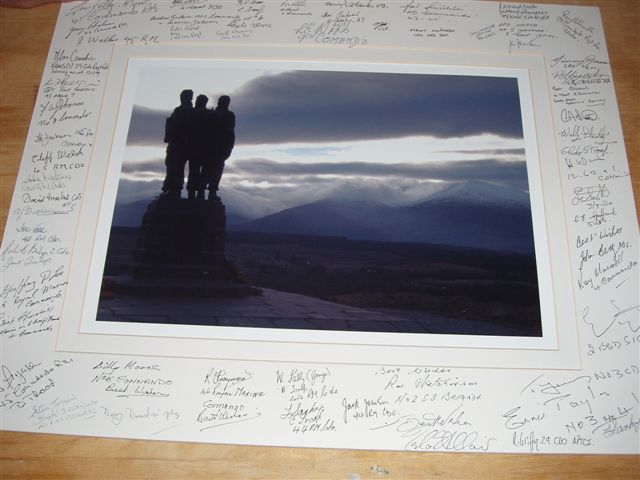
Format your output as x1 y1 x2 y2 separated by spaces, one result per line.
56 44 579 369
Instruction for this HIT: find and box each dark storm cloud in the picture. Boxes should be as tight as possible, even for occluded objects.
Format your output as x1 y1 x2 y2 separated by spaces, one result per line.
126 106 170 146
226 158 527 182
233 71 524 143
127 70 524 146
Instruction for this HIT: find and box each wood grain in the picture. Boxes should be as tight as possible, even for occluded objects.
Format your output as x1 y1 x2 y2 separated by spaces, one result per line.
0 1 638 478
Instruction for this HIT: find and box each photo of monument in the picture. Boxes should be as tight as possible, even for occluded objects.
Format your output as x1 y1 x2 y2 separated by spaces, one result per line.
97 63 544 338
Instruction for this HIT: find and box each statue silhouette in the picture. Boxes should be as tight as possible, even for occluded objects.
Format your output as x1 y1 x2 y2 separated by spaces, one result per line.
130 91 258 297
202 95 235 200
160 89 193 198
187 94 209 200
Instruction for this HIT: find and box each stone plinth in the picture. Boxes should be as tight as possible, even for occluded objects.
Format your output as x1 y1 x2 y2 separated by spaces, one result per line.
133 197 227 279
112 196 259 298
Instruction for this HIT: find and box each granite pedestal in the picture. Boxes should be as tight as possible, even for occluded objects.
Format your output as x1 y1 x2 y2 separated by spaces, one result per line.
112 196 260 297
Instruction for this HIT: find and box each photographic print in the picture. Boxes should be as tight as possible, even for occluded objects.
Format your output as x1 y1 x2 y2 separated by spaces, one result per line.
95 59 545 341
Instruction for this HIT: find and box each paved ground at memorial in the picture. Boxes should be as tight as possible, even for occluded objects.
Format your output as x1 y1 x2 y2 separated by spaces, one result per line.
97 287 527 336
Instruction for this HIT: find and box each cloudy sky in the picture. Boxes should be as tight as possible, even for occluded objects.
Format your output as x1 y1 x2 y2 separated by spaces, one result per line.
117 62 529 220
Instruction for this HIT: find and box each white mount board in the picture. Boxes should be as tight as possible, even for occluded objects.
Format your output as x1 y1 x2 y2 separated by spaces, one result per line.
1 0 638 454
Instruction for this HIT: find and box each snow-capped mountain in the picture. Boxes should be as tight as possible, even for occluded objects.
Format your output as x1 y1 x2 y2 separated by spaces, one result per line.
231 198 396 240
415 179 531 208
231 181 536 253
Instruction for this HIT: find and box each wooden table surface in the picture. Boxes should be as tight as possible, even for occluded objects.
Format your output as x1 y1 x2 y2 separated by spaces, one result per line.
1 1 638 478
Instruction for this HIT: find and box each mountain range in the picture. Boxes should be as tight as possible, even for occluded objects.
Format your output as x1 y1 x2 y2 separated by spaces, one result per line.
111 198 251 227
111 181 536 253
230 181 536 253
